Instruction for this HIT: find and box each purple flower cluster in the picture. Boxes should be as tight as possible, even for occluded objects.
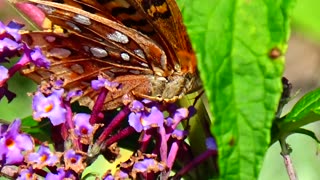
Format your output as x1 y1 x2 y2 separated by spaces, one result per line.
0 21 49 102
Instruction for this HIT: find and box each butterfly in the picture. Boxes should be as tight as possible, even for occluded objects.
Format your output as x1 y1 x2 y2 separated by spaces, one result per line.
11 0 201 110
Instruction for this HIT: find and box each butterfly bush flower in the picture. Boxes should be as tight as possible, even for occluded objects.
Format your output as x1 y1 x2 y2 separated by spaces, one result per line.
74 113 93 136
0 119 33 165
32 89 67 126
0 122 9 134
130 100 145 112
27 144 59 169
0 21 22 41
45 167 75 180
0 66 16 102
66 89 83 101
0 38 21 60
132 158 165 174
19 45 50 68
0 66 9 81
114 170 129 179
17 167 36 180
103 174 115 180
114 152 166 179
45 169 65 180
74 113 94 144
165 107 189 129
128 101 164 132
64 149 86 173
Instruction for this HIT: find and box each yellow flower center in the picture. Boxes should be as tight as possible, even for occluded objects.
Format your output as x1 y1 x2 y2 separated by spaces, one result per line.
44 103 54 113
5 138 15 148
40 154 48 162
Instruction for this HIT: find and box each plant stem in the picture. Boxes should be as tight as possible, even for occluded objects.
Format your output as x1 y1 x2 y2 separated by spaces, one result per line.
279 138 297 180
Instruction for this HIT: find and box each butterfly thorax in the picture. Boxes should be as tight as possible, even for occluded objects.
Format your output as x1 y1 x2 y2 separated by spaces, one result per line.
145 72 202 102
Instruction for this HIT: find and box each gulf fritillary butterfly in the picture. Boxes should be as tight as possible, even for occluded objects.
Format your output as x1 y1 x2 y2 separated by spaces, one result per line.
11 0 201 110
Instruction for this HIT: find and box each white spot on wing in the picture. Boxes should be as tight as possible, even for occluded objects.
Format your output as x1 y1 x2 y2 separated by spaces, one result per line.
37 4 55 14
83 46 89 52
103 70 115 78
129 70 141 74
140 62 149 67
160 54 167 69
107 31 129 44
134 49 145 59
120 53 130 61
73 14 91 25
90 47 108 58
71 64 84 74
45 36 56 43
66 22 81 32
110 68 128 73
48 48 72 59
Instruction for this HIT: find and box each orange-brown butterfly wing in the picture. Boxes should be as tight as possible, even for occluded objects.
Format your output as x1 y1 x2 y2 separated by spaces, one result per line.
22 0 196 73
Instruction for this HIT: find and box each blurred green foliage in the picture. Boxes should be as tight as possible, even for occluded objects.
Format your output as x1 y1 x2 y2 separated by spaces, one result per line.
292 0 320 41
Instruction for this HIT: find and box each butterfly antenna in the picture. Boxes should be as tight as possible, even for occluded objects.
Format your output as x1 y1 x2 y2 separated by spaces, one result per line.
192 90 204 107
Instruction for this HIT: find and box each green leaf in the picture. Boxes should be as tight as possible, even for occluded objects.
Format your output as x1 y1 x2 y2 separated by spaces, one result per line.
180 0 295 179
20 116 52 142
292 128 320 143
0 73 35 121
271 88 320 143
285 88 320 123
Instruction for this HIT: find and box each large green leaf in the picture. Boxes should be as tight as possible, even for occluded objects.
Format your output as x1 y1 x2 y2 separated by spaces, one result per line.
179 0 295 179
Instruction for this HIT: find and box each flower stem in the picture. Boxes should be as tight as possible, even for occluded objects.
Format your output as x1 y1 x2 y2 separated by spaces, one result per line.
280 138 297 180
97 106 130 144
89 88 108 124
105 126 136 147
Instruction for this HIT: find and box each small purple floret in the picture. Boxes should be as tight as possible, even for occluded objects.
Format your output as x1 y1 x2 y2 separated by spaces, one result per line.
133 158 164 172
17 167 34 180
0 21 22 41
206 137 217 150
0 119 33 165
27 145 59 167
29 46 50 68
91 76 119 91
130 100 144 112
0 66 9 82
74 113 93 137
103 174 115 180
32 89 67 126
128 106 164 132
19 45 50 68
66 89 83 101
45 168 67 180
65 149 81 163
